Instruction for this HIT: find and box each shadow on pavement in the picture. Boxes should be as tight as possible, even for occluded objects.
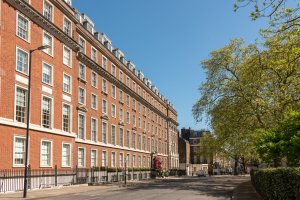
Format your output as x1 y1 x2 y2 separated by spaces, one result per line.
119 176 249 199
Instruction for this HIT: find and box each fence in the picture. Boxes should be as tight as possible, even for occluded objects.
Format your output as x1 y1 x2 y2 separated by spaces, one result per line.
0 166 151 193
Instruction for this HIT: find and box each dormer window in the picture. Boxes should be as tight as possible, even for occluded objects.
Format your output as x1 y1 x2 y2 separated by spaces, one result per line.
83 21 94 34
104 41 112 51
64 0 72 6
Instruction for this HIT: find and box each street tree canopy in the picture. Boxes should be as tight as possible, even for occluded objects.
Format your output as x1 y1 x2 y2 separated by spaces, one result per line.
193 30 300 128
193 29 300 167
234 0 300 32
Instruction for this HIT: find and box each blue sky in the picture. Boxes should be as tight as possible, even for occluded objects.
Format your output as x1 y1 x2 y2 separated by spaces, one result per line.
72 0 268 131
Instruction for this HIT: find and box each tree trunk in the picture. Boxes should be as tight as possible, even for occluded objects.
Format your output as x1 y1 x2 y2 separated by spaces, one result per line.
234 156 239 175
274 156 281 167
241 157 247 174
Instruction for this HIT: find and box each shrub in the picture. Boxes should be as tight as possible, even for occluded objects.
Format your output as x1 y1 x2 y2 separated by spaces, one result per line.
92 166 106 171
127 167 151 172
251 168 300 200
106 167 122 172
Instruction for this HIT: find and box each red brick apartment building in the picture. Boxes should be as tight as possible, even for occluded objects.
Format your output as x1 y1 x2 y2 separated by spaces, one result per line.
0 0 179 170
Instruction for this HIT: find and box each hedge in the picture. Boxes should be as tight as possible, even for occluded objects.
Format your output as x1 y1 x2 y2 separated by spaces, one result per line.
251 168 300 200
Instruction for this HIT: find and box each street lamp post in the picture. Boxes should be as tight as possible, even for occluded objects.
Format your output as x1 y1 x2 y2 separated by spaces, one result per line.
124 161 127 185
23 45 50 198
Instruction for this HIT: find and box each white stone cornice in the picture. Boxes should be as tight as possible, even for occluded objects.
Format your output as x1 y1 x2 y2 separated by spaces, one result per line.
74 138 152 154
0 117 77 138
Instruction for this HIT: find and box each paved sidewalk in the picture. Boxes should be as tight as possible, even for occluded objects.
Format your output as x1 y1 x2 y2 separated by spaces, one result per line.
0 180 155 200
232 180 262 200
0 177 262 200
0 184 107 200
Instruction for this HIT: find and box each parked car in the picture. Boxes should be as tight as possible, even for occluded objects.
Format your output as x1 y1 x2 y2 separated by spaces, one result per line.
197 170 206 177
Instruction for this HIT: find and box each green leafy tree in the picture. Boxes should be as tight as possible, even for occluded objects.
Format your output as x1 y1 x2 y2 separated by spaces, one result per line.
193 30 300 168
255 110 300 166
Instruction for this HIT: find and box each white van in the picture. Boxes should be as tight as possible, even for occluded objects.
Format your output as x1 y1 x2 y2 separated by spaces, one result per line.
197 170 206 177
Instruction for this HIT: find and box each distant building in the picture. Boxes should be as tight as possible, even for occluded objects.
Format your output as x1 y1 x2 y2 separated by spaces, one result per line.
178 136 190 175
168 121 179 169
212 153 233 175
181 128 212 175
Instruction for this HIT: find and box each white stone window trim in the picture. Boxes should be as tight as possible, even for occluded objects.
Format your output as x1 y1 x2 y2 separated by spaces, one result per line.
63 15 72 37
91 71 98 88
111 84 116 99
119 70 123 82
126 76 130 88
119 152 124 167
43 0 54 22
119 127 124 147
126 129 130 148
77 112 86 140
111 64 116 76
41 61 53 86
91 93 98 110
78 35 86 54
111 151 116 168
91 46 97 62
62 72 72 94
61 142 72 168
78 62 86 81
102 55 107 69
102 99 107 114
102 78 108 93
126 95 130 107
40 94 54 129
14 84 28 124
101 120 108 144
15 46 29 75
16 12 31 43
13 135 27 167
78 87 86 105
40 139 53 168
101 150 107 167
126 111 130 124
61 102 72 133
111 103 116 118
91 117 98 142
91 149 98 167
77 147 86 168
42 30 54 57
111 124 116 146
63 45 72 68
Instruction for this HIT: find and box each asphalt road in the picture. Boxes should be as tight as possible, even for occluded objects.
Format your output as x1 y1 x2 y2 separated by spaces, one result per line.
17 176 249 200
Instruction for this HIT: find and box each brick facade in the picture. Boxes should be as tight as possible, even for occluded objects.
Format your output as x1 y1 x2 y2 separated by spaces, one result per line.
0 0 178 170
181 128 212 165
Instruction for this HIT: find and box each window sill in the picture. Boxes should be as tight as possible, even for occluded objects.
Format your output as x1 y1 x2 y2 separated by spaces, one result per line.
78 77 87 84
77 105 87 112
